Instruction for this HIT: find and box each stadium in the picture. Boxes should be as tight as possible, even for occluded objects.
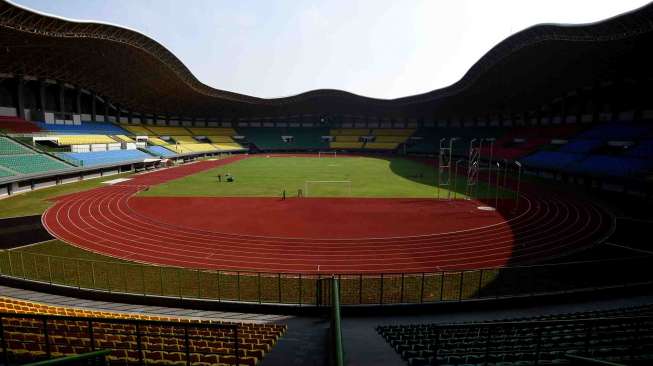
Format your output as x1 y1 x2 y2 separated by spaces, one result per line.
0 0 652 365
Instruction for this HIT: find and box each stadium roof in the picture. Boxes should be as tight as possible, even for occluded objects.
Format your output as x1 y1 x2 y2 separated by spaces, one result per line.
1 0 653 118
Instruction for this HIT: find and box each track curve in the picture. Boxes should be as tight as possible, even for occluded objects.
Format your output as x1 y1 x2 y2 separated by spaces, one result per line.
42 157 614 274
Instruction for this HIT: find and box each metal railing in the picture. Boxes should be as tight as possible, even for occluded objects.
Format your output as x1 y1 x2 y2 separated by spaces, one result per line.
392 315 653 365
0 250 651 306
23 349 111 366
330 278 344 366
0 313 240 366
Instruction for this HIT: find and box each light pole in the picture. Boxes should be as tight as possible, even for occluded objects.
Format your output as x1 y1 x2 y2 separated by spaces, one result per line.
513 161 522 212
485 138 495 199
453 159 464 200
474 138 484 200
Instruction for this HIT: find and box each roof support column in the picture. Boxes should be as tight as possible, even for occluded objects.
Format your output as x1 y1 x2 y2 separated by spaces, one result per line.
103 97 109 122
115 106 121 124
75 87 82 115
127 110 132 124
37 79 46 112
57 81 65 113
91 92 97 121
15 75 25 119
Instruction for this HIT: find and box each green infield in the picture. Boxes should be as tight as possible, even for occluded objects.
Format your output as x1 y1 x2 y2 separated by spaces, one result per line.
141 156 512 198
0 172 133 218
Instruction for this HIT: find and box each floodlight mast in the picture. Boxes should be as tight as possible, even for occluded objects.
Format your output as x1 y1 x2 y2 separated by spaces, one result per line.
485 138 496 199
513 161 522 212
437 137 457 200
466 138 481 200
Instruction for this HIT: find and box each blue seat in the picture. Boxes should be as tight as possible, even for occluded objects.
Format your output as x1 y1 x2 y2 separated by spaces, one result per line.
35 121 129 135
59 149 151 167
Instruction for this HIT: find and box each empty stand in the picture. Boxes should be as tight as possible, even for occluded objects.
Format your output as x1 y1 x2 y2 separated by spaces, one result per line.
0 137 71 174
0 116 42 133
60 150 153 167
123 125 153 136
378 305 653 366
239 127 328 150
146 146 177 158
55 135 117 146
147 126 192 136
0 297 286 366
35 121 130 135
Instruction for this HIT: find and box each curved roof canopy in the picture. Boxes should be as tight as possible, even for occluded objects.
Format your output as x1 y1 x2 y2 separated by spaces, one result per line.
1 1 653 118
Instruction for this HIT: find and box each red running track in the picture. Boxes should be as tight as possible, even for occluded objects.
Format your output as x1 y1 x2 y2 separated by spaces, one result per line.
42 156 614 273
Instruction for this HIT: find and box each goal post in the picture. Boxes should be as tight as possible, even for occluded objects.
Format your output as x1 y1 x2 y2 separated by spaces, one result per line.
304 180 351 197
318 151 337 158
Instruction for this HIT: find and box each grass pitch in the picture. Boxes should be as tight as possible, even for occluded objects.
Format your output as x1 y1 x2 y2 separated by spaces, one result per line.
141 156 511 198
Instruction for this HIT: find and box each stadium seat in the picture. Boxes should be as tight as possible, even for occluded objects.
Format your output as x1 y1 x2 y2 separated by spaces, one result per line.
146 146 177 157
0 116 42 133
147 126 192 136
59 149 152 167
0 295 287 366
34 121 130 135
55 135 117 145
0 154 71 174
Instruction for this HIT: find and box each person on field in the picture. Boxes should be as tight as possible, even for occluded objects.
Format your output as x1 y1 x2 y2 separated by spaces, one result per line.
217 174 222 182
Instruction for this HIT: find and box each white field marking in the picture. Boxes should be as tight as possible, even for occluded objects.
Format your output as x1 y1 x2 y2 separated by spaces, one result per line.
477 206 496 211
102 178 132 185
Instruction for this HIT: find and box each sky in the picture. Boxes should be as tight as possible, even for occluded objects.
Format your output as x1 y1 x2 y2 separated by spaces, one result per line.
10 0 652 99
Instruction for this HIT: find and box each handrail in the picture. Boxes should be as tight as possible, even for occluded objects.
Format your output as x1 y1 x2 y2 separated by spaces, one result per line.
4 248 650 276
0 248 651 306
402 314 653 329
22 350 111 366
0 312 238 330
565 355 627 366
331 277 344 366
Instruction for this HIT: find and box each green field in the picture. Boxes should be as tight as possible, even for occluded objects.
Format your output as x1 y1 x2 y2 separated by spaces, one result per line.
0 172 133 218
141 156 511 198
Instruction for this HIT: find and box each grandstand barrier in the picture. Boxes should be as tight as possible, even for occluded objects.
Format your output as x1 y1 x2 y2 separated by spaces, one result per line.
0 312 241 366
22 349 111 366
377 315 653 365
0 251 651 308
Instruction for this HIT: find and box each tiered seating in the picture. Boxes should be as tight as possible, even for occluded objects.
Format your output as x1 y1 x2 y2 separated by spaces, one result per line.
147 126 192 136
113 135 134 143
123 125 153 136
486 125 582 160
0 136 71 174
238 127 328 150
522 122 653 178
146 146 177 158
0 167 14 178
147 137 171 146
59 150 152 167
55 135 117 146
166 143 218 154
35 121 129 135
0 116 42 133
0 297 286 366
0 154 70 174
329 128 366 149
187 127 237 136
378 305 653 366
171 135 199 144
406 127 504 154
0 136 34 155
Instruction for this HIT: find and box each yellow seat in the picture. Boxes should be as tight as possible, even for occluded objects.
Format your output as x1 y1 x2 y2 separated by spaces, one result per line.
330 142 363 149
56 135 116 145
334 135 360 142
364 142 400 150
188 127 236 136
123 125 153 135
147 126 192 136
